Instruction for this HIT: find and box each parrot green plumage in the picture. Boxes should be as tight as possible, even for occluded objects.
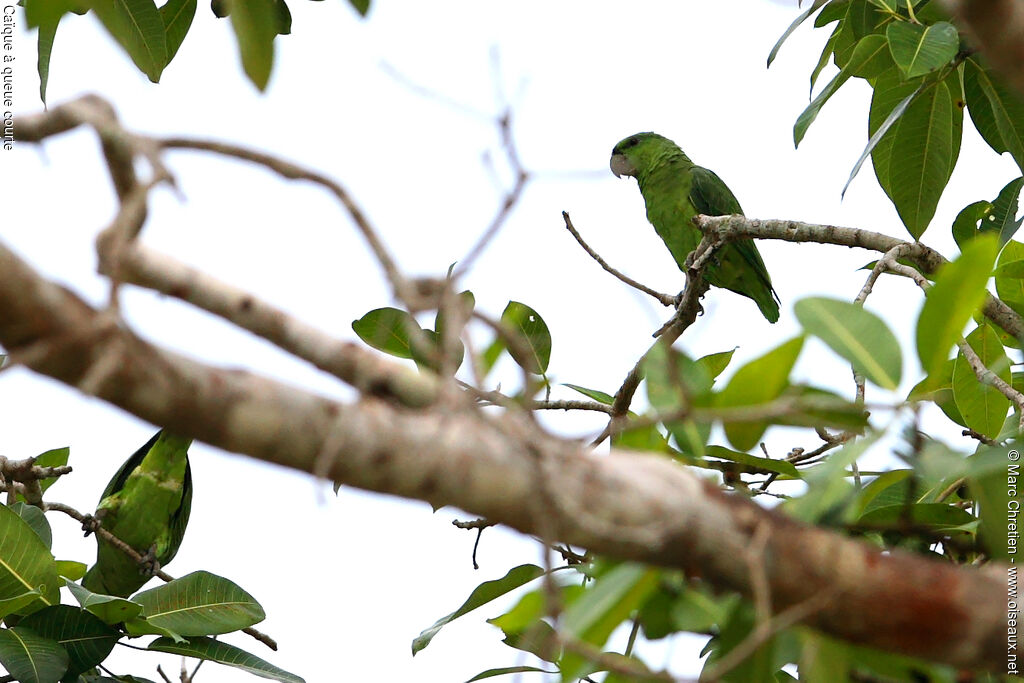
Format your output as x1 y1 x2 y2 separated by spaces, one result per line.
610 132 780 323
81 430 193 598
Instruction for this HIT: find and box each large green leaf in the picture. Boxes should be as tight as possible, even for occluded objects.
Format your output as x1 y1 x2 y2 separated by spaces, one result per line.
9 503 51 549
795 34 892 146
149 636 305 683
0 626 69 683
129 571 265 636
991 176 1024 245
159 0 196 64
907 359 966 427
964 58 1024 173
560 563 660 680
0 504 59 619
845 74 922 197
412 564 543 655
869 67 963 238
794 297 902 390
87 0 168 82
715 336 805 451
916 234 997 378
768 0 828 67
644 342 713 456
500 301 552 375
996 239 1024 317
952 200 995 248
66 580 144 625
352 307 419 359
19 605 120 678
952 323 1012 438
227 0 277 90
885 20 958 79
705 445 799 478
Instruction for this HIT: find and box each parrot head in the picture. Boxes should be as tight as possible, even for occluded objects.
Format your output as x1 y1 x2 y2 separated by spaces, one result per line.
610 132 686 179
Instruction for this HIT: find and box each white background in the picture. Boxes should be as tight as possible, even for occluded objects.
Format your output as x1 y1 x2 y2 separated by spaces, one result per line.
3 1 1021 681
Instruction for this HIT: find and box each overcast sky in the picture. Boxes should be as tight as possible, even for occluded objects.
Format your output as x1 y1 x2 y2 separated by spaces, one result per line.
5 2 1022 681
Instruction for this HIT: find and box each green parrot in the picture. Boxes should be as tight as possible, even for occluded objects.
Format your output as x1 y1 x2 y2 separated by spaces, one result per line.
610 132 780 323
81 430 193 598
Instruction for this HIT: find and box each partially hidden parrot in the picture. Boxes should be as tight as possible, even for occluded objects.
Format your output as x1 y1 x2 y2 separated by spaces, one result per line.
81 430 193 598
610 132 780 323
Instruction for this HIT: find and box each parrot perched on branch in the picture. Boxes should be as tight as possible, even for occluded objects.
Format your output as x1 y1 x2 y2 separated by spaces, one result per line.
610 132 780 323
81 430 193 598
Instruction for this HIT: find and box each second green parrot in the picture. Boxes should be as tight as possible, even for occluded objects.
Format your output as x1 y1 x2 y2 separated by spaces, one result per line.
610 132 780 323
81 430 193 598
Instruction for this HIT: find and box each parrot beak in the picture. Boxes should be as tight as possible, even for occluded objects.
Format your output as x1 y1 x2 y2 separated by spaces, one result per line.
609 153 636 178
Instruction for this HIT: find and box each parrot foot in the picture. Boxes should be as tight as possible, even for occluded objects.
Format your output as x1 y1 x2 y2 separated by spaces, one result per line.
138 544 161 577
672 291 704 317
80 514 103 537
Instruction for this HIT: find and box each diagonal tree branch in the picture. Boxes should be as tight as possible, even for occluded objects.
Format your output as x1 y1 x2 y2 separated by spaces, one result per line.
0 239 1007 672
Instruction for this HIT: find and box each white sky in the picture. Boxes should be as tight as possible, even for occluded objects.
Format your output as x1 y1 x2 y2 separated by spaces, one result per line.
4 1 1022 681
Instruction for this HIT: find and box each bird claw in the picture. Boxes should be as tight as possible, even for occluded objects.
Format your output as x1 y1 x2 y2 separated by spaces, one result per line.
81 514 102 537
138 545 161 578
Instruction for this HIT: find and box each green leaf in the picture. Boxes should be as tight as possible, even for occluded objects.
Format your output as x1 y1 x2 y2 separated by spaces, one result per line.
0 504 59 619
352 307 420 359
55 561 86 581
17 447 69 501
149 636 305 683
809 23 841 96
705 445 799 478
560 564 659 679
466 666 556 681
159 0 196 64
227 0 277 90
786 433 881 523
991 176 1024 245
130 571 265 636
695 348 736 381
795 70 850 147
19 605 120 678
768 0 828 66
996 239 1024 317
952 323 1012 438
500 301 551 375
907 359 966 427
794 297 902 390
964 58 1024 173
562 384 614 405
916 234 997 378
845 73 922 197
9 503 51 549
845 32 895 79
0 626 69 683
858 502 975 532
971 445 1018 560
35 15 59 106
885 20 958 79
884 75 963 238
799 632 853 683
952 200 995 248
702 601 780 683
715 337 805 451
412 564 544 655
87 0 168 82
66 580 144 625
347 0 370 16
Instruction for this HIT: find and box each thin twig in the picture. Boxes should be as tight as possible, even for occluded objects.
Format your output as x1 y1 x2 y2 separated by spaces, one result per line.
561 212 675 306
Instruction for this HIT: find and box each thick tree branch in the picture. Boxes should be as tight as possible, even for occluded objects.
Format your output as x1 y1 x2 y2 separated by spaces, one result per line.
0 240 1007 672
697 215 1024 341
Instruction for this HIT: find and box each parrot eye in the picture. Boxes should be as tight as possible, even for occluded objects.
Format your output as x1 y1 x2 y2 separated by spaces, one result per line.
624 137 639 148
